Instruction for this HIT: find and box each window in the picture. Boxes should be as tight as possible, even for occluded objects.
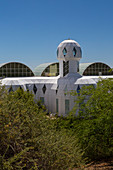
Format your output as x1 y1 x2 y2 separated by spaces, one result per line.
56 85 59 94
83 63 113 76
0 62 34 77
63 61 69 76
77 85 80 95
41 63 59 77
63 48 67 56
42 84 46 94
33 84 37 94
40 97 44 104
73 47 77 57
56 99 59 113
65 99 70 114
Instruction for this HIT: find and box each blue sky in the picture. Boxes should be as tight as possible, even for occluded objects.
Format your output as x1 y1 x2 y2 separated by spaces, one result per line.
0 0 113 70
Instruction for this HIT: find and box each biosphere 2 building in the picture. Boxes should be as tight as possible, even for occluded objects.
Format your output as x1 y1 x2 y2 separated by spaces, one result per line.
1 39 113 116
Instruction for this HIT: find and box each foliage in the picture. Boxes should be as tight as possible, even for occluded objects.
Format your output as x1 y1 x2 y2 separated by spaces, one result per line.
68 78 113 160
0 87 84 169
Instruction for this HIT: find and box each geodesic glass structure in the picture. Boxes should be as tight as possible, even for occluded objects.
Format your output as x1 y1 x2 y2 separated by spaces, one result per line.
34 62 113 77
0 62 34 78
83 62 113 76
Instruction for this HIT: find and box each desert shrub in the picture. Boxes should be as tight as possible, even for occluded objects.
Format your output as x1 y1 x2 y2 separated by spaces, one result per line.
0 87 84 169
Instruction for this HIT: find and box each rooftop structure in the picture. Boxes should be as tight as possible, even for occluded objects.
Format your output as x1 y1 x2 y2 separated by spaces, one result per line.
0 62 34 78
34 62 113 77
34 62 59 76
1 39 113 116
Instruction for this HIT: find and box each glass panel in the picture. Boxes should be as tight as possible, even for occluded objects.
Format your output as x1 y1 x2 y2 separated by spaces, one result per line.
73 47 76 57
77 85 80 95
40 97 44 104
7 64 10 68
0 63 34 77
83 63 112 76
42 84 46 94
65 99 70 114
56 85 59 94
33 84 37 94
63 61 69 76
63 48 67 56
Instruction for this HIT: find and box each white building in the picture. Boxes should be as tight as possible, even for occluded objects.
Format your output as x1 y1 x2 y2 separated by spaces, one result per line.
1 39 113 116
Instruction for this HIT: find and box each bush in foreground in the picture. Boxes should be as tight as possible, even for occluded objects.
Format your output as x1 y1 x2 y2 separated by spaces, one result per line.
0 87 84 169
67 78 113 161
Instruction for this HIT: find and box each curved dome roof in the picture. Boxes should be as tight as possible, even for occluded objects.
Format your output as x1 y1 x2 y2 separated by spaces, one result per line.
34 62 59 77
34 63 54 76
82 62 113 76
79 63 93 75
58 39 80 48
57 39 82 61
34 62 113 77
0 62 34 78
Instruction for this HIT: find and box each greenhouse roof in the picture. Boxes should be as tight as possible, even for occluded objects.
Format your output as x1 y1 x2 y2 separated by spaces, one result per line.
79 63 93 75
34 63 54 76
34 62 94 76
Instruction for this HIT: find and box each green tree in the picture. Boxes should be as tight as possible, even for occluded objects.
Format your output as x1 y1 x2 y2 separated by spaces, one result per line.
70 78 113 160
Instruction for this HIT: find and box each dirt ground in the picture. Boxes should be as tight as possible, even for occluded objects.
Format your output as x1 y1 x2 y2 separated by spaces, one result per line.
84 158 113 170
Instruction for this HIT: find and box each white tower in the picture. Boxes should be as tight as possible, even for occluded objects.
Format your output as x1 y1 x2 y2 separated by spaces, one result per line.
57 39 82 77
